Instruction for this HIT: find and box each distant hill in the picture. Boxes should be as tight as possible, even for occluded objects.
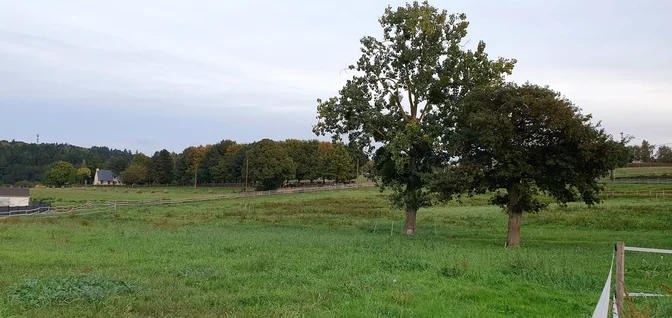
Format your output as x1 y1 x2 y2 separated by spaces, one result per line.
0 140 134 185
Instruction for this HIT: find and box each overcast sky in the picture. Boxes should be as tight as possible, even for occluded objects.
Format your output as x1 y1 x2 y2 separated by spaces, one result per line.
1 0 670 154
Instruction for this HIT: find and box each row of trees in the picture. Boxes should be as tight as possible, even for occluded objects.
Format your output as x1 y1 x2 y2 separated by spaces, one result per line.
314 1 630 247
629 140 672 163
117 139 365 190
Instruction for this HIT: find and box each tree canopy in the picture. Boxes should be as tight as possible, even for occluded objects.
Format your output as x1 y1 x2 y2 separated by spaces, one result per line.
246 139 296 190
44 161 76 186
314 1 515 234
444 82 626 247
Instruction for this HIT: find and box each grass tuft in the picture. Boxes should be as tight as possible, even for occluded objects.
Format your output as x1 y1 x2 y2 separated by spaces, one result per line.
7 275 139 308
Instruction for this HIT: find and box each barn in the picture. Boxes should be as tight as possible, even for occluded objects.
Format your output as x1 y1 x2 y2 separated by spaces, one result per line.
0 188 31 207
93 169 123 185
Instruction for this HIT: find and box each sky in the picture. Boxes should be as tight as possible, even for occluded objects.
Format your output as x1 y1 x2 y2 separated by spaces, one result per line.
0 0 670 154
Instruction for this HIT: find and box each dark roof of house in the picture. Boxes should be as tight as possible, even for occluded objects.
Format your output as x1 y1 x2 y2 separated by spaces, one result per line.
0 187 30 197
96 170 116 181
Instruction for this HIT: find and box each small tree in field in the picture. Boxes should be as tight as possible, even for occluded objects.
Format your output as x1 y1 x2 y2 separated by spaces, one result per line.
314 1 515 234
76 167 91 185
44 161 76 186
447 83 625 248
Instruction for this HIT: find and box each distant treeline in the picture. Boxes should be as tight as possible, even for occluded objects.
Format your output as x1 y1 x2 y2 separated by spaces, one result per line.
0 140 133 185
1 139 370 190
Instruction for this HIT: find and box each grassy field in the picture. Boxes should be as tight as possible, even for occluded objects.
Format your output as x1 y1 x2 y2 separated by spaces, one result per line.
30 186 244 206
614 167 672 179
1 186 671 317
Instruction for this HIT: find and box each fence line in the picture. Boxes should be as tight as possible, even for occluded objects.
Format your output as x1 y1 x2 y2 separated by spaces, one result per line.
1 183 375 219
601 190 672 197
607 178 672 184
591 242 672 318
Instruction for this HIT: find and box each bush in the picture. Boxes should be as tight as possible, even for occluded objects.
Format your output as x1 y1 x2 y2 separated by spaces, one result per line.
14 181 38 188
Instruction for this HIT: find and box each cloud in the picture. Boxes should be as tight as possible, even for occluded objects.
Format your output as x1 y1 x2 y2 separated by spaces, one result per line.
0 0 670 152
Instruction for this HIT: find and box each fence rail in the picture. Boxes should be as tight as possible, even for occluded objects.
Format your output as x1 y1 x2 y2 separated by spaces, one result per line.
1 183 375 218
607 178 672 184
601 190 672 197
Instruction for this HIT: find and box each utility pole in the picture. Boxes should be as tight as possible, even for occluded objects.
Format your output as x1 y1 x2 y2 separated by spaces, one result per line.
36 134 39 144
245 157 249 192
193 163 198 189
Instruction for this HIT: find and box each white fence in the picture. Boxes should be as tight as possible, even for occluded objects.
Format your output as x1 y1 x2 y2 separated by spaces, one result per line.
1 183 375 218
592 242 672 318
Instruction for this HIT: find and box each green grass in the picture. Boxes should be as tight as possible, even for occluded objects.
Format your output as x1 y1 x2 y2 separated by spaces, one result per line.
30 186 243 206
614 167 672 179
1 187 671 317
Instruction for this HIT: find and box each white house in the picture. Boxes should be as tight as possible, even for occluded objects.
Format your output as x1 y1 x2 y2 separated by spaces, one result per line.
0 188 31 207
93 169 123 185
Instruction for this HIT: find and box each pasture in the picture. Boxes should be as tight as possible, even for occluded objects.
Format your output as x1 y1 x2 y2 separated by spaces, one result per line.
1 185 671 317
30 186 244 206
613 166 672 179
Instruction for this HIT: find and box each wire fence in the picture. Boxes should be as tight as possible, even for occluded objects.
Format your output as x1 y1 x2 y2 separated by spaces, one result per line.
601 190 672 198
607 178 672 184
1 183 376 218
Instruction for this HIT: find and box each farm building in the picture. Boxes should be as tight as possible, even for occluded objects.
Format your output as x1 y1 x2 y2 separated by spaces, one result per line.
0 188 30 207
93 169 123 185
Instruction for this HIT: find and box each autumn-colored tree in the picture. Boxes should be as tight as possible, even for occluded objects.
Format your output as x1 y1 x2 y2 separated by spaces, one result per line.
188 145 210 188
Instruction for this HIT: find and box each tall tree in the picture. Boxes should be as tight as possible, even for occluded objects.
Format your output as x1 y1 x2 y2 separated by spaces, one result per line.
283 139 319 182
106 157 129 176
445 83 625 248
656 145 672 163
639 140 655 163
313 1 515 234
150 149 174 184
44 161 76 186
245 139 296 190
199 140 236 183
121 163 149 185
188 145 210 187
76 167 91 185
316 142 335 183
330 143 355 182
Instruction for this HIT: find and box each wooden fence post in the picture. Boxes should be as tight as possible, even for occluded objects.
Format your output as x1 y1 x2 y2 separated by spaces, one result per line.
615 241 625 314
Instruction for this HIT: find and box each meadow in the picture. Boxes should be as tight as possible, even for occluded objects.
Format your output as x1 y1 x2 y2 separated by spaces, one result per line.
0 184 671 317
613 166 672 179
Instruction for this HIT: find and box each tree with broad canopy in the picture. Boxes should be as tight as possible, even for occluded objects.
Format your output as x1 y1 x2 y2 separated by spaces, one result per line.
438 82 628 248
313 1 515 235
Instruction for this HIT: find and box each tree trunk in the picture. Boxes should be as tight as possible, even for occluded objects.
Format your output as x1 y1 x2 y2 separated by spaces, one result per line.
506 211 522 248
404 208 417 235
506 184 522 248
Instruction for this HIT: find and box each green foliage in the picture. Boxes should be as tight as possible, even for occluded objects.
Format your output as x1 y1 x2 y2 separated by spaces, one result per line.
656 145 672 163
150 149 174 185
8 275 138 308
199 140 236 183
0 140 133 184
75 167 91 185
246 139 296 190
213 144 249 184
44 161 76 186
451 83 622 210
313 1 515 231
120 163 149 185
282 139 320 182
